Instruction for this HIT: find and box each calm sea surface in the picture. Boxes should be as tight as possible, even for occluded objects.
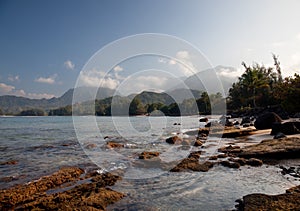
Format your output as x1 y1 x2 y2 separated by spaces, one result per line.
0 116 298 210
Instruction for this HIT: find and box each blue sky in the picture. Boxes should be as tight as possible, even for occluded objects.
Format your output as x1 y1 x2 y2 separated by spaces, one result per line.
1 0 300 98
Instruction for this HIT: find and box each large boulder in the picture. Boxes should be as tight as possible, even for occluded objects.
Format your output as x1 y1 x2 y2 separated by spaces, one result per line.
254 112 282 130
271 121 300 135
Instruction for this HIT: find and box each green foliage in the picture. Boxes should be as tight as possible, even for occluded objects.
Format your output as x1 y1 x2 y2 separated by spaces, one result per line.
0 108 4 115
17 108 46 116
48 105 72 116
274 74 300 113
228 56 282 109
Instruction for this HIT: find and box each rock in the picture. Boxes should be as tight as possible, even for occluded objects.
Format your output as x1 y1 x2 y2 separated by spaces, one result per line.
271 121 300 135
217 154 227 158
209 155 218 160
166 135 182 144
242 123 250 128
273 132 287 139
239 137 300 159
194 140 203 147
218 145 242 154
246 158 263 167
106 141 124 149
188 151 202 159
254 112 282 130
233 121 240 125
229 158 247 166
236 185 300 211
0 167 124 210
205 122 211 127
182 140 191 146
199 117 208 122
241 116 251 125
197 133 207 140
220 160 240 169
294 113 300 118
170 158 214 172
0 160 18 165
139 151 160 160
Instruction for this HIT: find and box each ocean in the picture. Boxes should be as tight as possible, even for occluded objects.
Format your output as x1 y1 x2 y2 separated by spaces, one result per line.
0 116 298 210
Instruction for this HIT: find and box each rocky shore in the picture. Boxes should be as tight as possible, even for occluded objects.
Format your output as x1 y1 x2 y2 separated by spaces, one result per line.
0 167 124 210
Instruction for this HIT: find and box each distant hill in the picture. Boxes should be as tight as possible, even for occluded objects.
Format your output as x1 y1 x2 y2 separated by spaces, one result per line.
0 86 116 114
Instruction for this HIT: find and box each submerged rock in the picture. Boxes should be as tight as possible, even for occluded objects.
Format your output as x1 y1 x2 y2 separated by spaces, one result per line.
139 151 160 160
170 158 214 172
106 141 124 149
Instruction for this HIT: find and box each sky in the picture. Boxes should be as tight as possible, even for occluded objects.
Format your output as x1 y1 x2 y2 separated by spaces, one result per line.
1 0 300 98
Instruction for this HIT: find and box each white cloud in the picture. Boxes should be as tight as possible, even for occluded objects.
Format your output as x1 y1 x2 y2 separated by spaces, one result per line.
0 83 15 93
35 74 57 84
174 50 197 76
64 60 75 70
79 69 119 89
113 65 123 72
169 59 176 65
0 82 55 99
8 75 20 82
296 33 300 40
117 75 168 95
217 67 243 79
271 41 286 48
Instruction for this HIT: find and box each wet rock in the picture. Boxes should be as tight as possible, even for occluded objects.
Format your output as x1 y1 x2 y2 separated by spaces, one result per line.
239 137 300 159
229 158 247 166
271 121 300 135
273 132 287 139
194 140 203 147
236 185 300 211
254 112 282 130
182 139 191 146
0 167 124 210
0 160 18 165
217 153 227 158
246 158 263 167
170 158 214 172
166 136 182 144
107 141 124 149
139 151 160 160
205 122 211 127
188 151 202 159
197 133 207 140
199 117 208 122
220 160 240 169
218 145 242 154
209 155 218 160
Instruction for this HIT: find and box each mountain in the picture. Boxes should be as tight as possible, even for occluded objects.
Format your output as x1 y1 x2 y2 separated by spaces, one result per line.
0 86 116 114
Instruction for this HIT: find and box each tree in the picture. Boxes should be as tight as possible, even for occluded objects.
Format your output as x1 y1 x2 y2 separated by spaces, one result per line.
129 98 146 115
0 108 3 115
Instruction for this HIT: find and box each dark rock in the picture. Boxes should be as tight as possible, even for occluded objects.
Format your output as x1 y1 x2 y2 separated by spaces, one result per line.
254 112 282 130
199 117 208 122
166 136 182 144
273 132 287 139
246 158 263 167
209 155 218 160
271 121 300 135
294 113 300 118
241 116 251 125
233 121 240 125
242 123 251 128
205 122 211 127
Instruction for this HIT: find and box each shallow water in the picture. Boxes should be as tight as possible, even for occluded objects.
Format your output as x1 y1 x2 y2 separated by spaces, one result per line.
0 116 299 210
